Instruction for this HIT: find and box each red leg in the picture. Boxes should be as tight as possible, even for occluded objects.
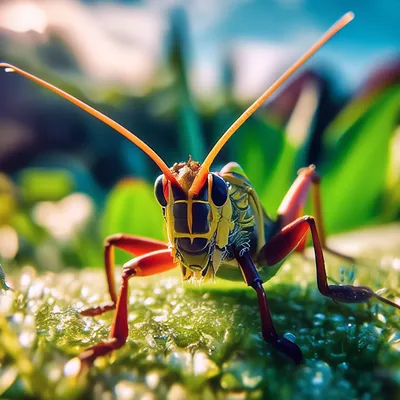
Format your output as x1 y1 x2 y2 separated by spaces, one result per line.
67 249 176 374
277 166 315 229
258 216 400 309
277 165 353 261
237 251 303 364
81 235 168 316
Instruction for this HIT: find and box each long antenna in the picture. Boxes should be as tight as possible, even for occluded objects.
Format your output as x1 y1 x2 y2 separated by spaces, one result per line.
190 11 354 196
0 63 181 186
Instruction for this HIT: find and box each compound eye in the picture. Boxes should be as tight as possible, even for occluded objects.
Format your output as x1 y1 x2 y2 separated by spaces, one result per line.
211 174 228 207
154 175 167 206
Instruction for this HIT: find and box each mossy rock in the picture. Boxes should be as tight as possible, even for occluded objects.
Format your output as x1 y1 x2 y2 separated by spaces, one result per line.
1 225 399 399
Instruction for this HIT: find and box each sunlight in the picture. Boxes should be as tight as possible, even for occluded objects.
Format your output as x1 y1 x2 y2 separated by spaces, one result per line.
33 194 94 242
0 1 47 34
0 226 18 260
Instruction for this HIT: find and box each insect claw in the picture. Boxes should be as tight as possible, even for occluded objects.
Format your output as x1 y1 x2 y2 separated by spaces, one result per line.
374 293 400 310
122 265 137 279
80 302 115 316
274 337 304 365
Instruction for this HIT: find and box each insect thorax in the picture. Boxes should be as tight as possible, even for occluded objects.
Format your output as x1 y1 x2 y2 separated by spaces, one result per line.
224 180 258 259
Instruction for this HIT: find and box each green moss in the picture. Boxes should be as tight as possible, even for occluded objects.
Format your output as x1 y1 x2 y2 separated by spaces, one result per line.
1 249 399 399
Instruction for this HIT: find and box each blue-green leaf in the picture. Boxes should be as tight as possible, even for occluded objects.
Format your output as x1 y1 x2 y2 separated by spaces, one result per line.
320 86 400 233
101 179 166 264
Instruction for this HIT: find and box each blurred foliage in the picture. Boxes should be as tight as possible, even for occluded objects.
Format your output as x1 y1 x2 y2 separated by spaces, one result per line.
19 169 74 203
320 86 400 232
0 5 398 271
101 179 165 265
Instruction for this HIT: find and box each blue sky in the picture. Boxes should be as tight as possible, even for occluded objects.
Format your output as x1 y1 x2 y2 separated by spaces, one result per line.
1 0 398 98
181 0 399 97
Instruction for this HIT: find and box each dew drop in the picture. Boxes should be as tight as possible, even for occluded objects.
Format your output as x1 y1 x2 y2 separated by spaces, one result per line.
284 332 296 343
64 357 82 377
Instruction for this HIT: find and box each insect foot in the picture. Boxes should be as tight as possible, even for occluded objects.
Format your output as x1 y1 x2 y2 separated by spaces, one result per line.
273 337 304 365
80 303 116 317
328 285 375 303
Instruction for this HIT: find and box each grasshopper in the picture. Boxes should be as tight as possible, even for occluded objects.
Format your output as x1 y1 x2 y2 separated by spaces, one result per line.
1 12 398 370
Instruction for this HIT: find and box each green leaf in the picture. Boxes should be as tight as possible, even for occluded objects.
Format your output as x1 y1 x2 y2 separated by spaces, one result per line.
230 117 286 195
169 8 205 160
214 109 296 217
260 139 298 216
214 108 286 195
323 91 383 149
380 127 400 221
11 212 47 245
0 173 17 225
18 168 74 203
320 86 400 233
101 179 166 264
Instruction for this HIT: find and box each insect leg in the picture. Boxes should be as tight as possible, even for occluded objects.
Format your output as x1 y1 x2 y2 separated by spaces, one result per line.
81 235 168 316
277 165 354 261
68 249 176 373
258 217 400 309
237 250 304 364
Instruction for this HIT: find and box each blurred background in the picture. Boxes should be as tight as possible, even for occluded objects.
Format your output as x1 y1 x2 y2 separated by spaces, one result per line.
0 0 399 272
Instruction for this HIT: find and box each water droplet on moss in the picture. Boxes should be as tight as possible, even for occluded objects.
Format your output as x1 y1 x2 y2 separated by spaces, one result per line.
19 331 35 348
144 297 155 306
220 372 241 390
193 351 219 379
63 357 82 378
115 381 153 400
167 383 187 400
145 370 161 390
167 350 192 373
145 334 157 349
388 332 400 343
0 366 18 394
312 371 324 385
377 313 387 324
284 333 296 343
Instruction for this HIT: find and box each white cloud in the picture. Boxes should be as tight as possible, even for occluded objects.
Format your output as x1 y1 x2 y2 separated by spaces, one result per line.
0 0 166 90
231 40 294 100
42 0 165 87
189 61 220 98
0 1 47 34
